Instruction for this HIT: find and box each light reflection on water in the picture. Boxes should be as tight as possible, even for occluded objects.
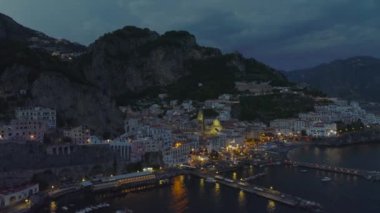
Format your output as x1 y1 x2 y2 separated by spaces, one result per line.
325 148 342 164
248 166 254 176
199 178 205 194
39 143 380 213
170 175 189 213
238 190 246 207
267 200 276 212
215 182 220 194
50 201 57 213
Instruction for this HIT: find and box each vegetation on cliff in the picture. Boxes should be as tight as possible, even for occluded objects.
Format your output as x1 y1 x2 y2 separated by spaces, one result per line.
239 94 315 122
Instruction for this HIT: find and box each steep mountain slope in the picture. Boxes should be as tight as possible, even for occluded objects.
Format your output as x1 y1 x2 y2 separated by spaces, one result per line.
0 13 123 136
0 13 36 40
287 56 380 103
78 27 288 101
0 13 85 53
1 12 291 136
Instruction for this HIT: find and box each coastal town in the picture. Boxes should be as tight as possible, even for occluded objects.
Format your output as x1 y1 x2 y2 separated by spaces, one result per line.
1 80 380 212
1 1 380 212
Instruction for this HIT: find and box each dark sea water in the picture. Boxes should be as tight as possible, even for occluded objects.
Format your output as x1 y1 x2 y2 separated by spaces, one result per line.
43 143 380 213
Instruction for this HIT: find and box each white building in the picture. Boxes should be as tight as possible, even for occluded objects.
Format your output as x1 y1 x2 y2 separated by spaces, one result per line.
124 118 141 136
0 119 47 142
63 126 90 145
206 133 228 152
306 123 337 137
270 118 308 133
110 139 132 161
87 136 103 145
0 184 39 208
163 141 198 166
15 107 56 128
132 137 159 153
181 100 195 112
218 108 231 121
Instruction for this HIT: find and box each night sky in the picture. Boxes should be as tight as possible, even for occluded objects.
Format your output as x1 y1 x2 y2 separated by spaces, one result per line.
1 0 379 70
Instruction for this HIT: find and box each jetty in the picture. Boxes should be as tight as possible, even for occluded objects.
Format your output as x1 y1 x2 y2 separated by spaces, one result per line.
189 171 322 212
285 160 380 181
241 172 267 182
219 177 321 211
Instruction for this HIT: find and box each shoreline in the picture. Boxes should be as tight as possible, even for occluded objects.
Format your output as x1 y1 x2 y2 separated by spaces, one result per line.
314 139 380 148
285 140 380 161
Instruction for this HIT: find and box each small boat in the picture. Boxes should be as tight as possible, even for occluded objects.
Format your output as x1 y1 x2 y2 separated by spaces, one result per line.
300 169 308 173
214 175 224 180
321 177 332 182
205 177 216 183
238 181 249 186
223 178 234 183
62 206 69 211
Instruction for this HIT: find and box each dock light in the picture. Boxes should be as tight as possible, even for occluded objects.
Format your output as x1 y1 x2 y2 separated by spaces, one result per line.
25 199 29 203
270 186 273 190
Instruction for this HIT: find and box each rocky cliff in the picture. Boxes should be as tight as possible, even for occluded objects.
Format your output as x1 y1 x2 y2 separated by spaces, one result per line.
80 27 222 97
1 12 290 136
78 26 288 102
0 13 122 136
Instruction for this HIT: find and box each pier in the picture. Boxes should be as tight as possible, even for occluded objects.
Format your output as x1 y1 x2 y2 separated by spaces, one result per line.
217 177 321 211
189 171 322 212
285 160 380 181
241 172 267 182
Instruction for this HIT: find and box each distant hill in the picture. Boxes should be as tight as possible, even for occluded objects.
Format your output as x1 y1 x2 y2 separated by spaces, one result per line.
286 56 380 103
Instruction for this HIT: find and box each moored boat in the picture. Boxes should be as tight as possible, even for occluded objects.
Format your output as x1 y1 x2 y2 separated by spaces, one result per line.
205 177 216 183
321 177 331 182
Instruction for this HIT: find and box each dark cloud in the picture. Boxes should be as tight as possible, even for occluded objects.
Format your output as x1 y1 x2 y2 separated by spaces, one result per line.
1 0 379 69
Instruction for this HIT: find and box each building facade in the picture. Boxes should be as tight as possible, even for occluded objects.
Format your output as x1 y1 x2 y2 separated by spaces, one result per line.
0 119 47 142
15 107 56 129
63 126 91 145
0 184 39 208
